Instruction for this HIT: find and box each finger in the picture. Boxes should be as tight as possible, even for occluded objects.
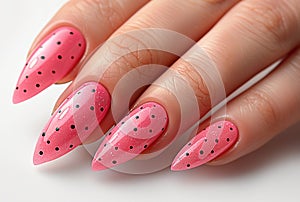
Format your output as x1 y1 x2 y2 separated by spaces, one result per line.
13 0 149 103
34 0 240 165
172 47 300 170
92 0 300 170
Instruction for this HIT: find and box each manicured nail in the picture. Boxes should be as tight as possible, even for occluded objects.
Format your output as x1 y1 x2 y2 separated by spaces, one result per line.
171 121 238 171
92 102 168 171
13 26 86 104
33 82 110 165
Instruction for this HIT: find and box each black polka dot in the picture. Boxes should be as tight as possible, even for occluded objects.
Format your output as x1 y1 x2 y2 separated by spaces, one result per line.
230 127 233 131
25 63 28 66
100 107 104 112
38 71 42 75
215 139 219 143
55 127 60 131
151 115 155 118
200 150 204 155
85 127 89 130
36 84 40 88
92 89 96 93
90 106 95 111
70 125 75 129
104 144 107 147
23 89 27 93
58 55 63 60
70 32 74 35
204 139 208 142
71 56 74 59
58 110 62 113
42 132 46 137
41 56 45 60
149 129 153 133
98 158 102 161
25 75 29 79
69 145 74 148
188 143 192 146
114 147 119 150
52 70 56 74
55 147 60 151
16 87 19 90
133 128 138 132
46 140 50 144
161 128 165 131
226 138 230 142
39 151 43 155
57 41 61 45
140 107 143 110
187 164 190 168
112 160 117 164
129 146 133 149
108 132 112 136
121 122 125 125
78 43 82 47
75 104 80 108
211 150 215 154
186 153 189 156
135 116 139 119
218 125 222 128
144 145 148 149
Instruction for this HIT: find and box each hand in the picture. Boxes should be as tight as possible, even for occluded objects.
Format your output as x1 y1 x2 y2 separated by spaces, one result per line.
14 0 300 173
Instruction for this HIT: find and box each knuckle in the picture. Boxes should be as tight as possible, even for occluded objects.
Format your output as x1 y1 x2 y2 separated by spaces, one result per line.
235 0 297 50
175 61 212 112
242 87 279 129
71 0 124 29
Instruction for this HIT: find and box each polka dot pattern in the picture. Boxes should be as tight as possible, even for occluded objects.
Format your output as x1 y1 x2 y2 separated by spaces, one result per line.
33 82 111 165
171 121 239 171
92 102 168 171
13 26 86 104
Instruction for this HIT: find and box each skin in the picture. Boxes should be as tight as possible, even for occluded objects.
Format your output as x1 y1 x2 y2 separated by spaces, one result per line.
22 0 300 167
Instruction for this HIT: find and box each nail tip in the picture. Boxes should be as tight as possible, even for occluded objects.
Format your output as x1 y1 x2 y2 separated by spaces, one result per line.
91 160 109 171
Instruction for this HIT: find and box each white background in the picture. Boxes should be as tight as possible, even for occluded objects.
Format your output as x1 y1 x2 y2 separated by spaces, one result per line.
0 1 299 202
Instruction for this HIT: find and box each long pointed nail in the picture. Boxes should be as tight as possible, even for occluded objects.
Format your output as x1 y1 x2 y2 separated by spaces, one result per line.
33 82 110 165
13 26 86 104
92 102 168 171
171 121 238 171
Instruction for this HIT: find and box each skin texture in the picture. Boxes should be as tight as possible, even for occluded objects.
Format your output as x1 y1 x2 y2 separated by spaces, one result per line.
14 0 300 170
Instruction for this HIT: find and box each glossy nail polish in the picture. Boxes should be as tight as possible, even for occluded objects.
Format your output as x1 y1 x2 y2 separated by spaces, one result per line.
13 26 86 104
33 82 110 165
92 102 168 171
171 121 238 171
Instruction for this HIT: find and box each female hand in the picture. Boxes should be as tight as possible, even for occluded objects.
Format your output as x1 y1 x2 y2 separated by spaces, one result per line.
13 0 300 172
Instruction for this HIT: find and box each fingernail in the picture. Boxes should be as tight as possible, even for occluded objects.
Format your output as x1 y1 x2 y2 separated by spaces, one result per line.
13 26 86 104
92 102 168 171
171 121 238 171
33 82 110 165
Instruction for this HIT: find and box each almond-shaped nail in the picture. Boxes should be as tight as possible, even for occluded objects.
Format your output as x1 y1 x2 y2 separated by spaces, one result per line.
13 26 86 104
92 102 168 171
33 82 110 165
171 121 238 171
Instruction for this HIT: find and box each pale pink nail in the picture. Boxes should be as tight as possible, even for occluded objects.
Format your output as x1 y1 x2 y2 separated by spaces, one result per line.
33 82 110 165
13 26 86 104
92 102 168 171
171 121 238 171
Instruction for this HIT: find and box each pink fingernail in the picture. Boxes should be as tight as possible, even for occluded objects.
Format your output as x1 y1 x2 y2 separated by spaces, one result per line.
92 102 168 171
33 82 110 165
171 121 238 171
13 27 86 104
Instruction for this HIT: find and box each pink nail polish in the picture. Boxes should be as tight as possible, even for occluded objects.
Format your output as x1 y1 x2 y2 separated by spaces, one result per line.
13 27 86 104
171 121 238 171
33 82 110 165
92 102 168 171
